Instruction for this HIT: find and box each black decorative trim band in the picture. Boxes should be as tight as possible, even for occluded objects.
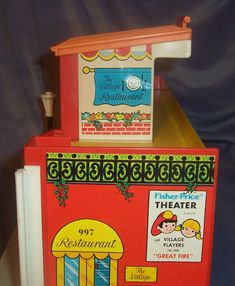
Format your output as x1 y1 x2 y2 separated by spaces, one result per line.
46 153 215 186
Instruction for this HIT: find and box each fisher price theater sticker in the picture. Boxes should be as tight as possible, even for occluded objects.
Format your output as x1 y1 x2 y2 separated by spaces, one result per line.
146 190 206 262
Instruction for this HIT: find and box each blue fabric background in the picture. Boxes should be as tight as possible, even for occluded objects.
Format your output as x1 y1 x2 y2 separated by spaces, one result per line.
0 1 234 285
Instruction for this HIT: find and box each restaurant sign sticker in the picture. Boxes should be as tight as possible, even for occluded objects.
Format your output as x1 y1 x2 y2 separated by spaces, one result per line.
93 68 151 106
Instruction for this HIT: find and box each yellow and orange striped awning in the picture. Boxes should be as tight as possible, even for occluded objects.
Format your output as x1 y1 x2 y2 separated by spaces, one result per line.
80 45 152 61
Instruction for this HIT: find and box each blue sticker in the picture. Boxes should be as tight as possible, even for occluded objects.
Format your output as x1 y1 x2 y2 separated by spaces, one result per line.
93 68 151 106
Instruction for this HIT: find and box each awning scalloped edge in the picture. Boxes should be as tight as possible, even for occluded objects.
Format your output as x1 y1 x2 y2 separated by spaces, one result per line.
52 251 123 260
81 52 152 62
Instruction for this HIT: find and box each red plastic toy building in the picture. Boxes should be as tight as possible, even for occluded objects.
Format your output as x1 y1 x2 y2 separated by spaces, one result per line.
16 17 218 286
